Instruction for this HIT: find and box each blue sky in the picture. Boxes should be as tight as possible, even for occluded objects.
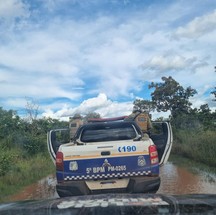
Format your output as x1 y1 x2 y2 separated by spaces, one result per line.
0 0 216 120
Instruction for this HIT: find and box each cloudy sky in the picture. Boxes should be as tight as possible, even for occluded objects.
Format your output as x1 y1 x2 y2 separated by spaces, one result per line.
0 0 215 120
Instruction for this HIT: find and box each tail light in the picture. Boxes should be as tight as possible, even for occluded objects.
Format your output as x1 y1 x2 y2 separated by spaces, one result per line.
56 151 64 171
149 145 159 165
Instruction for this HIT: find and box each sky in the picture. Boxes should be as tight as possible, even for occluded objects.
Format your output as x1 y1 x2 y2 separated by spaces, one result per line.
0 0 216 120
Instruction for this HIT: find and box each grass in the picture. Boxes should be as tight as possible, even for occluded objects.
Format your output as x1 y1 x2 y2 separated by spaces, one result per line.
172 129 216 167
0 150 55 203
169 154 216 175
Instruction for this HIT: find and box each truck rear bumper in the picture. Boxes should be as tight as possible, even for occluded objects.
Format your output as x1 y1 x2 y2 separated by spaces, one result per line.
56 176 160 197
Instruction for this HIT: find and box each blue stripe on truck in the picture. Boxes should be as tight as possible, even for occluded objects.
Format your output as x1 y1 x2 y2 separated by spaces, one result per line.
56 155 159 181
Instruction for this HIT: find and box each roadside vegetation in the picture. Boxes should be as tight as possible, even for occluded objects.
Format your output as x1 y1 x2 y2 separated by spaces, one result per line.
172 118 216 167
134 76 216 167
0 75 215 202
0 106 67 202
0 152 54 202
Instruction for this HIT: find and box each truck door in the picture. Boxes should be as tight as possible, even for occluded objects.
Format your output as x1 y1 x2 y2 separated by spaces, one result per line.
47 128 70 163
151 122 173 166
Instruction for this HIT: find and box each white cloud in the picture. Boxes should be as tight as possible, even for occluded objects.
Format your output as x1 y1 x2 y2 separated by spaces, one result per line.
141 54 197 71
78 93 111 112
42 93 171 120
0 0 29 19
0 77 81 100
174 10 216 39
47 93 133 118
96 100 133 118
0 24 86 101
190 82 216 110
42 104 71 121
0 0 216 118
1 15 145 100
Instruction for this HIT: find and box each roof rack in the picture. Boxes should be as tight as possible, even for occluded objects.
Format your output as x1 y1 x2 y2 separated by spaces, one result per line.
88 116 127 123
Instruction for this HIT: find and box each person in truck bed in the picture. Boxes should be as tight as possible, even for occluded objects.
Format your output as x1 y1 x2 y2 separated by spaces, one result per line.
125 106 152 136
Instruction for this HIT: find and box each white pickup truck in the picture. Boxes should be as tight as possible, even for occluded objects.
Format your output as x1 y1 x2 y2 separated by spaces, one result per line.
47 117 173 197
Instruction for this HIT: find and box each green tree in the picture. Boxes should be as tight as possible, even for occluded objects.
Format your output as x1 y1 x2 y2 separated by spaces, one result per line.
149 76 197 118
133 99 155 113
35 117 68 135
211 66 216 101
197 104 215 129
0 108 21 138
0 107 24 148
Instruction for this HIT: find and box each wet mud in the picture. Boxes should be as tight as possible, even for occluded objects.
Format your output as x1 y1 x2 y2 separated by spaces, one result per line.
9 174 58 202
8 160 216 202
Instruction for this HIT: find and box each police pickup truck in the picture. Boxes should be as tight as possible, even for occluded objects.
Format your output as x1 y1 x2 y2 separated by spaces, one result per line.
47 117 173 197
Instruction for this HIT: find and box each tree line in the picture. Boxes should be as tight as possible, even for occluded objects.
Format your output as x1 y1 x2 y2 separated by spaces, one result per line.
0 106 68 156
133 76 215 166
133 76 216 131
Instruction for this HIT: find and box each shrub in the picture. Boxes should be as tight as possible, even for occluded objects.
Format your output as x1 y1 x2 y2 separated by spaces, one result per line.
0 149 15 176
23 134 47 155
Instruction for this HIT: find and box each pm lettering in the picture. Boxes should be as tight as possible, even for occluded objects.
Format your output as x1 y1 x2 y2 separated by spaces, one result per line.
118 145 136 152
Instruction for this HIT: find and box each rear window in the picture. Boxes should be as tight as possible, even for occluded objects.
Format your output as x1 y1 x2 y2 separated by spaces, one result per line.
80 124 137 142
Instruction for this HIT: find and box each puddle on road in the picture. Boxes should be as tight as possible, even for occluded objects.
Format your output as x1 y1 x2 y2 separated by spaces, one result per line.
158 161 216 195
9 174 58 202
8 161 216 202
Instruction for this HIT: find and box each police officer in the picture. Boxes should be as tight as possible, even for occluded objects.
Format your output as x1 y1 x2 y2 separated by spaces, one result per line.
69 113 83 141
125 106 152 136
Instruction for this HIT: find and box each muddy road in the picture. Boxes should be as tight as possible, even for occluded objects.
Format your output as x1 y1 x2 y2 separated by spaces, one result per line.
8 157 216 202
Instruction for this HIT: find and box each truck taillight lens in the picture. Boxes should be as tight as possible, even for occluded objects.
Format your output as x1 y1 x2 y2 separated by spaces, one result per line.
56 151 64 171
149 145 159 165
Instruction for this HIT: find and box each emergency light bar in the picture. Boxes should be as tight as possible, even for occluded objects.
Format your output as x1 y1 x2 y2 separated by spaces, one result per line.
88 116 128 123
